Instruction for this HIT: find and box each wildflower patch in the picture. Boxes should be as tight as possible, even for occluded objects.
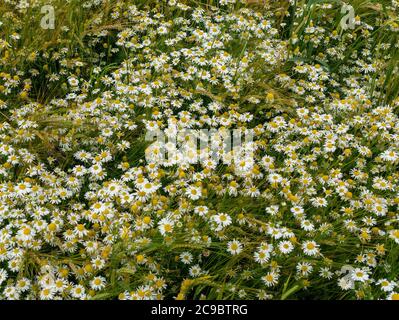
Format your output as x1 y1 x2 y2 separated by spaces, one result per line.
0 0 398 300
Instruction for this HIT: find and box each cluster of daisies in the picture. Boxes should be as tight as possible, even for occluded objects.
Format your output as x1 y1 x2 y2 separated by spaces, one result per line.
0 0 399 300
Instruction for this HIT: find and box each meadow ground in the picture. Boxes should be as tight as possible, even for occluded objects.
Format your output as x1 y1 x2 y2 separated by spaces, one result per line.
0 0 399 300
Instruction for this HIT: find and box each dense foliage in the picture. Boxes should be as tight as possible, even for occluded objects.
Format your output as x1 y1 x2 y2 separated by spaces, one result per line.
0 0 399 300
